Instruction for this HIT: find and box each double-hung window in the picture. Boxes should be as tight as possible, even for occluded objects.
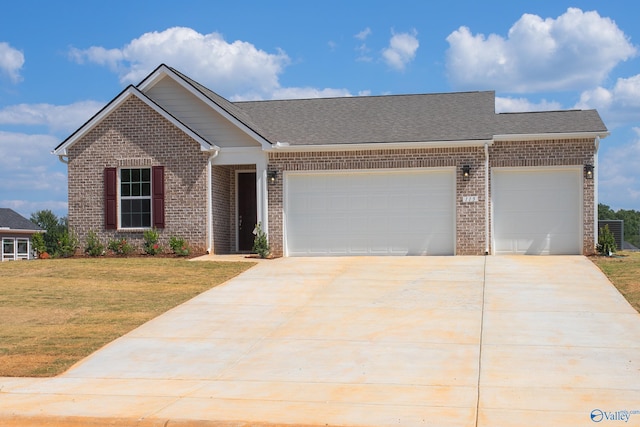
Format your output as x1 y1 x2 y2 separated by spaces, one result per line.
120 168 152 228
104 166 164 230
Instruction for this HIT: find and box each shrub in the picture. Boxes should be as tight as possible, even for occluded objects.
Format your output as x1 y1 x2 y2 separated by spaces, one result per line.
84 230 104 257
597 224 617 256
143 228 162 255
252 222 270 258
169 236 190 257
107 238 134 256
32 233 46 256
55 230 79 258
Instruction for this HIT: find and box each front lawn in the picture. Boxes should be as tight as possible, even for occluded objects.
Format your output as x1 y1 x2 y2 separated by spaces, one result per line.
592 251 640 313
0 258 254 377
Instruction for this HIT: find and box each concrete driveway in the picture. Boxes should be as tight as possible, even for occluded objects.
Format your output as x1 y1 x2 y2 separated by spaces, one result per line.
1 256 640 426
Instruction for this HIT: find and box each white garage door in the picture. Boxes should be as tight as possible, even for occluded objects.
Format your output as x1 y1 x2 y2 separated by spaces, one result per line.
285 169 455 256
492 168 582 255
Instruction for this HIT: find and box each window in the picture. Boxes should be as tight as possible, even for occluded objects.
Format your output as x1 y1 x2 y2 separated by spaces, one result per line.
16 238 29 259
120 168 152 228
2 238 14 261
104 166 164 230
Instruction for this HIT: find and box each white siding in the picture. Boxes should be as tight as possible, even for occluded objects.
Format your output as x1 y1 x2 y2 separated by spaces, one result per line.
146 77 259 148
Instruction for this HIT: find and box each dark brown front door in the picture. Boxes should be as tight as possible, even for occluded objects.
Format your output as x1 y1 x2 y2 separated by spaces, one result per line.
237 172 257 251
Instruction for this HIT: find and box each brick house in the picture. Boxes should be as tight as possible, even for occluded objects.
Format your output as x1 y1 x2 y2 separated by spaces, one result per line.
53 64 608 256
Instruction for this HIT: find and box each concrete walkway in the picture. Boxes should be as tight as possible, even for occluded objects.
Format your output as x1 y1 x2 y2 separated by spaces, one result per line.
1 256 639 426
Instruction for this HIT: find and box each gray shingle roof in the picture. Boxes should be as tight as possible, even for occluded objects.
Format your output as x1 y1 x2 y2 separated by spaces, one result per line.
0 208 43 231
235 91 498 145
496 109 607 136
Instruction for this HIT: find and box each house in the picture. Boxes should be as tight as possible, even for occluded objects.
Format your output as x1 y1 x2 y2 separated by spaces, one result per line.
53 64 608 257
0 208 43 261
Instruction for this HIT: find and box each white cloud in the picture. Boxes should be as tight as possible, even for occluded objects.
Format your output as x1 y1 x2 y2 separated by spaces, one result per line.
69 27 290 99
0 101 103 133
0 41 25 83
599 128 640 209
382 30 419 71
355 27 372 41
495 96 562 113
0 200 68 220
0 131 66 193
446 8 636 92
575 74 640 128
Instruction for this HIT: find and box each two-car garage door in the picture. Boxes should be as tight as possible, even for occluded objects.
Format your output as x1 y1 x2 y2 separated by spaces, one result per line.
285 169 455 256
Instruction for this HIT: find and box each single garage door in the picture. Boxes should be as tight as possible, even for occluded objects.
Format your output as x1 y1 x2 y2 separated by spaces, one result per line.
285 169 455 256
492 168 582 255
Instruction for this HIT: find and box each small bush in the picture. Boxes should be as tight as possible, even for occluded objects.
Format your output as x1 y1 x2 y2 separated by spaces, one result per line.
107 238 134 256
597 224 617 256
84 230 104 257
55 230 79 258
143 228 162 255
32 233 46 256
169 236 190 257
252 222 270 258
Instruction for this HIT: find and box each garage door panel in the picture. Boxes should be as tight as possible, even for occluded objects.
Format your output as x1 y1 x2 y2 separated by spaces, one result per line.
493 169 581 255
285 169 455 256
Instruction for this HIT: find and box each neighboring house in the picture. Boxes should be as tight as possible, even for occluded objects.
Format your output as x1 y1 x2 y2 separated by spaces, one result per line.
0 208 43 261
53 64 608 257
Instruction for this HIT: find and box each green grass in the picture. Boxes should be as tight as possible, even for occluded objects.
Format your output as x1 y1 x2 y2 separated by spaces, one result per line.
592 251 640 313
0 258 254 377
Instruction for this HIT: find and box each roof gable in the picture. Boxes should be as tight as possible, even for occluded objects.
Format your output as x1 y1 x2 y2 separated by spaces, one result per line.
53 85 215 156
137 65 272 149
0 208 43 232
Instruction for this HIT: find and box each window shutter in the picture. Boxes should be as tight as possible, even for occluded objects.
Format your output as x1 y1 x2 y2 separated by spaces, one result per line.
152 166 165 228
104 168 117 230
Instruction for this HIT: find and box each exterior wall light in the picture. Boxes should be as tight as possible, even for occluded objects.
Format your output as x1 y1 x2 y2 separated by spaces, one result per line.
268 170 278 185
462 165 471 181
584 164 594 180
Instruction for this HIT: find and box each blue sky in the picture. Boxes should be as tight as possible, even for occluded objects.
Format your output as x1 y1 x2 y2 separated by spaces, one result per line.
1 1 639 218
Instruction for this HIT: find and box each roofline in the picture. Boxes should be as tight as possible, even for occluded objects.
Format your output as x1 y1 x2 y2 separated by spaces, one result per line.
137 64 272 149
0 228 43 234
53 85 216 156
269 139 495 152
493 131 610 142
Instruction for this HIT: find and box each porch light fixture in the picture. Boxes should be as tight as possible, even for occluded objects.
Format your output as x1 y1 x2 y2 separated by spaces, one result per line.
462 165 471 181
268 170 278 185
584 164 594 180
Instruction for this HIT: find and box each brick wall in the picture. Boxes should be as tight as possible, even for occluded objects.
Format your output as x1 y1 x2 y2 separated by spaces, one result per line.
267 139 596 257
67 96 209 253
268 147 487 257
489 138 596 255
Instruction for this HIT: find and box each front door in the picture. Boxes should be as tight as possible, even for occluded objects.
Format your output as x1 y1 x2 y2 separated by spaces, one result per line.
237 172 257 251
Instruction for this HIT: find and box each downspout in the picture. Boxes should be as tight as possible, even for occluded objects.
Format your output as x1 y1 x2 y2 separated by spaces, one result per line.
206 148 220 254
594 136 600 251
57 155 69 164
484 143 490 255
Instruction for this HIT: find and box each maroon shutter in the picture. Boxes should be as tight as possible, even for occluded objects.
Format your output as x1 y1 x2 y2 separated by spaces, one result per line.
152 166 165 228
104 168 117 230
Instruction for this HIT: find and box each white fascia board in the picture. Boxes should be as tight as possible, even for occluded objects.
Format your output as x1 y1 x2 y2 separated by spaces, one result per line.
268 139 494 152
52 86 216 156
0 229 41 235
138 66 272 150
493 131 610 142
